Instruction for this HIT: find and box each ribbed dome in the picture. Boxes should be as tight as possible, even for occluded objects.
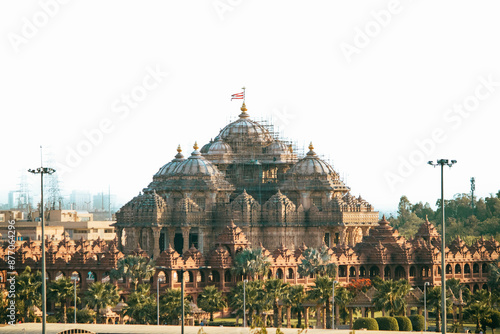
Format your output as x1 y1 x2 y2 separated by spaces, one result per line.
154 145 186 179
267 140 291 155
200 140 213 154
216 105 273 144
172 143 223 176
207 138 232 155
288 143 336 176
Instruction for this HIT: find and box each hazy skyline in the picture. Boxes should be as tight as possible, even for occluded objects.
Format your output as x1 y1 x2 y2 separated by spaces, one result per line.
2 1 500 215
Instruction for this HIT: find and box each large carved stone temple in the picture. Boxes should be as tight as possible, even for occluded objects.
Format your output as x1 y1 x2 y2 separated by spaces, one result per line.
114 103 379 258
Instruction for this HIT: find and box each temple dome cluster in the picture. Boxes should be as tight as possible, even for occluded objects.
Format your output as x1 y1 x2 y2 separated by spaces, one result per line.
115 101 378 259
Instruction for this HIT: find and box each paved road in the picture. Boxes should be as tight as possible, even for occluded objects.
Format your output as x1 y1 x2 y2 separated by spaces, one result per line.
0 324 356 334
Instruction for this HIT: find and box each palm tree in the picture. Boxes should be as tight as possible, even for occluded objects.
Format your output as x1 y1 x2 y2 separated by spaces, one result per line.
265 279 290 328
232 248 271 280
298 246 337 278
372 279 410 316
426 286 453 332
308 276 334 328
47 277 75 323
466 289 492 333
198 285 227 322
160 288 190 325
84 282 120 323
16 266 42 322
229 280 267 327
111 255 156 290
287 285 306 328
334 286 352 325
124 283 156 324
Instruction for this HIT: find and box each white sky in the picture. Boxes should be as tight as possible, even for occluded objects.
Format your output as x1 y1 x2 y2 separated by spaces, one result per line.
1 0 500 215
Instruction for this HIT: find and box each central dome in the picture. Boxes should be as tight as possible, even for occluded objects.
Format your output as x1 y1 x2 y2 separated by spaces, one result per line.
215 104 273 145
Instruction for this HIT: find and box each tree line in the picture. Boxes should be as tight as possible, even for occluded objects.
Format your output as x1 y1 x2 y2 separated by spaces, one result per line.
390 191 500 243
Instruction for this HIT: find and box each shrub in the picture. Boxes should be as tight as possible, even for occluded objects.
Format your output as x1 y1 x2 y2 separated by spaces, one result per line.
376 316 399 331
409 314 425 331
353 317 379 330
395 316 413 331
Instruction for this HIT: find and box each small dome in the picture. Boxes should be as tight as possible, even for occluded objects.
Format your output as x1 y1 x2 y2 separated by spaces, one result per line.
154 145 185 179
207 138 232 155
216 105 273 144
200 140 213 153
288 142 336 176
172 142 223 177
267 140 291 155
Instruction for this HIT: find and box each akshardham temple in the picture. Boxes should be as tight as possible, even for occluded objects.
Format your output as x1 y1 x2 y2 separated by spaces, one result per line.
1 102 498 307
113 102 379 258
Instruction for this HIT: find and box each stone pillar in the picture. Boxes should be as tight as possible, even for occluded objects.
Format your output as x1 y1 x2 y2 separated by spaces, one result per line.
300 191 311 210
181 227 190 254
116 227 123 251
371 308 375 318
349 308 353 329
134 227 142 248
198 228 204 254
168 227 175 248
152 227 161 259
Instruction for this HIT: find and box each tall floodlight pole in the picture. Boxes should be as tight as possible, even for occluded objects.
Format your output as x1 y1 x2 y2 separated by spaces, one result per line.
428 159 456 334
181 269 186 334
157 275 162 326
424 282 430 332
332 280 338 330
28 148 55 334
243 279 248 328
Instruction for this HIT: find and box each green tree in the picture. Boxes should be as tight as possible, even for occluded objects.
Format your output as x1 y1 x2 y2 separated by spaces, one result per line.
232 248 271 280
84 282 120 323
16 266 42 322
466 289 492 333
124 284 156 324
229 280 266 327
427 286 453 332
198 285 227 322
48 277 75 323
265 279 290 328
287 284 306 327
334 285 352 325
298 246 337 278
308 276 335 328
160 288 190 325
372 279 410 316
111 255 156 290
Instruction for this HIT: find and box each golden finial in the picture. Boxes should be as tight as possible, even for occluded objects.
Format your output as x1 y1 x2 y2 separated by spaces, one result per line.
308 142 314 151
193 141 199 150
241 102 247 112
177 145 182 153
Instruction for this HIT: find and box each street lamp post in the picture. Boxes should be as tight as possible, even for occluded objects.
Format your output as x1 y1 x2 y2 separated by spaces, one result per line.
180 268 186 334
243 279 248 328
28 156 55 334
424 282 430 332
71 274 79 324
332 280 338 330
428 159 456 334
157 275 163 326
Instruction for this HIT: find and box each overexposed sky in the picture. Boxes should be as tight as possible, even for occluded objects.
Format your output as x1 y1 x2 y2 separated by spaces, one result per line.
1 0 499 214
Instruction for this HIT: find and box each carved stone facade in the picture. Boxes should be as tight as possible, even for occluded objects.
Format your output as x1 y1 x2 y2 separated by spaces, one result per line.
113 104 379 258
